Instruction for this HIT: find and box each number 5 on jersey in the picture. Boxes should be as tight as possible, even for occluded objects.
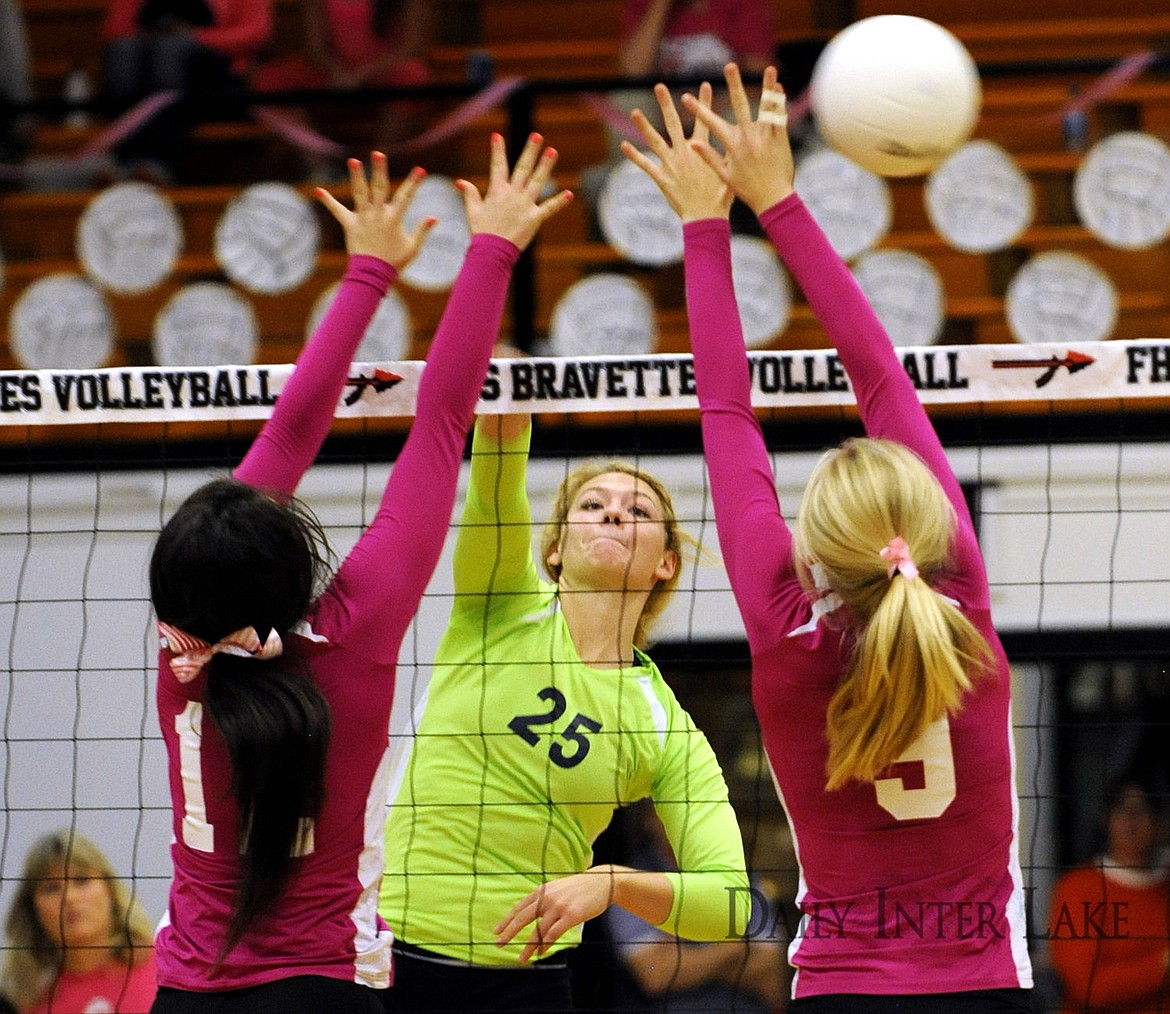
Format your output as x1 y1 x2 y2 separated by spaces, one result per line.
874 715 957 821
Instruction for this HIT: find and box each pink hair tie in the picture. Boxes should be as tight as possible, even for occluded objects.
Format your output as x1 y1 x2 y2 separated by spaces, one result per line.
157 621 283 684
879 536 919 581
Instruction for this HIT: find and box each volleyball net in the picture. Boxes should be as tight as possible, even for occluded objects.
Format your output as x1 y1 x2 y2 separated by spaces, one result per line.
1 344 1169 1005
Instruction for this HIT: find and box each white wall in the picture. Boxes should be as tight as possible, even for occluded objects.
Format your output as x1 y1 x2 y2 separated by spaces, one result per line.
1 440 1166 932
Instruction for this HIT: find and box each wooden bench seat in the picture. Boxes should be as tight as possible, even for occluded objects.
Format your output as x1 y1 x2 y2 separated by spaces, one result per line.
951 15 1170 65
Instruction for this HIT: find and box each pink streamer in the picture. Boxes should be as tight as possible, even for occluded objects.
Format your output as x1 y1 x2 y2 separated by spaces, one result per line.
396 76 524 155
253 77 526 161
1042 50 1158 123
581 92 644 145
252 105 347 157
0 52 1156 183
0 90 180 182
76 90 180 159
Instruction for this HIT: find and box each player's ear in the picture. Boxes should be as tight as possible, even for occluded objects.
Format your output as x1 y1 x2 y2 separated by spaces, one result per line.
655 549 678 583
546 532 563 571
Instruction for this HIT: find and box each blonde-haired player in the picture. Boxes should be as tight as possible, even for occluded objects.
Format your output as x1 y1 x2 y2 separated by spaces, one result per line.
622 66 1034 1011
380 404 749 1011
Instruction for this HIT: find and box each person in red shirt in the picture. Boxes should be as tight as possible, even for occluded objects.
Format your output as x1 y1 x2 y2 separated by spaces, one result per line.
1 831 157 1013
100 0 273 182
1049 780 1170 1014
619 0 774 81
583 0 776 236
252 0 435 180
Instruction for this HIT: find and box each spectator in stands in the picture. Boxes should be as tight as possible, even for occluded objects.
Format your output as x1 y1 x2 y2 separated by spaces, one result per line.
100 0 273 183
252 0 435 180
605 799 785 1013
1 830 157 1013
0 0 34 175
1049 778 1170 1013
618 0 775 83
583 0 775 232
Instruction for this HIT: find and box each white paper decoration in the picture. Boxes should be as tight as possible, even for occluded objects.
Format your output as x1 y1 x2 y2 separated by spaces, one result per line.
153 283 259 366
548 274 657 357
10 274 115 369
794 147 893 261
1074 131 1170 250
306 282 412 364
1006 252 1118 344
215 182 320 294
398 175 471 292
851 249 945 347
925 141 1033 253
729 236 791 347
598 157 685 266
77 181 183 294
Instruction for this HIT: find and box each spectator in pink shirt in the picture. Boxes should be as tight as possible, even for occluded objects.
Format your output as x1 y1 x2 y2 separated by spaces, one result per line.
2 831 157 1014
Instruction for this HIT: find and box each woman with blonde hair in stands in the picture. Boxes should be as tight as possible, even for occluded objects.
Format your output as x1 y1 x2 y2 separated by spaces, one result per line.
3 830 157 1013
621 66 1034 1011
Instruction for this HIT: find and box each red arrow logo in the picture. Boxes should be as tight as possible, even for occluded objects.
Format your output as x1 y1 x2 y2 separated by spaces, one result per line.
990 350 1095 389
344 368 404 406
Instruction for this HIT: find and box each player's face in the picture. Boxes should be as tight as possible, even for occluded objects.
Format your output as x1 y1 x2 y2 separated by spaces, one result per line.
550 472 677 592
33 863 116 948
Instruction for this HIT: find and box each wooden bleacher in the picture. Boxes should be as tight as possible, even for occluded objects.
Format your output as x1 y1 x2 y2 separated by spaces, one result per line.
6 0 1170 385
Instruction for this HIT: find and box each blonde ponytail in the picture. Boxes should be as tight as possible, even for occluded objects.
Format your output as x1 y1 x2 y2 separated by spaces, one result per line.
794 438 993 791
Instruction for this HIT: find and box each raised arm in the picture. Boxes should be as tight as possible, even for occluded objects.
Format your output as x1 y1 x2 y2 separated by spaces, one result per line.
323 134 573 641
235 154 434 496
622 82 796 646
686 64 986 593
452 408 540 599
620 0 673 78
757 202 971 525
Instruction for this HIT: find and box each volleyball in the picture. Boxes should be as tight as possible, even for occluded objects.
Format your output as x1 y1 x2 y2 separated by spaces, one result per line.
809 15 981 178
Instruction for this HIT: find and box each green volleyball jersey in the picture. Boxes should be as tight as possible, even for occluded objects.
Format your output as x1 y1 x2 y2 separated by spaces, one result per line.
380 424 748 966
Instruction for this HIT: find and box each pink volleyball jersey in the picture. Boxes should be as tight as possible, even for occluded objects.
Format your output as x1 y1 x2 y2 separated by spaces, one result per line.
683 202 1033 998
154 237 519 991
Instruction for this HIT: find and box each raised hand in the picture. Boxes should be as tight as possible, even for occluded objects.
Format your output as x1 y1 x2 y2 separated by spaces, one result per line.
684 63 796 216
315 151 437 271
457 132 574 251
620 80 733 223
